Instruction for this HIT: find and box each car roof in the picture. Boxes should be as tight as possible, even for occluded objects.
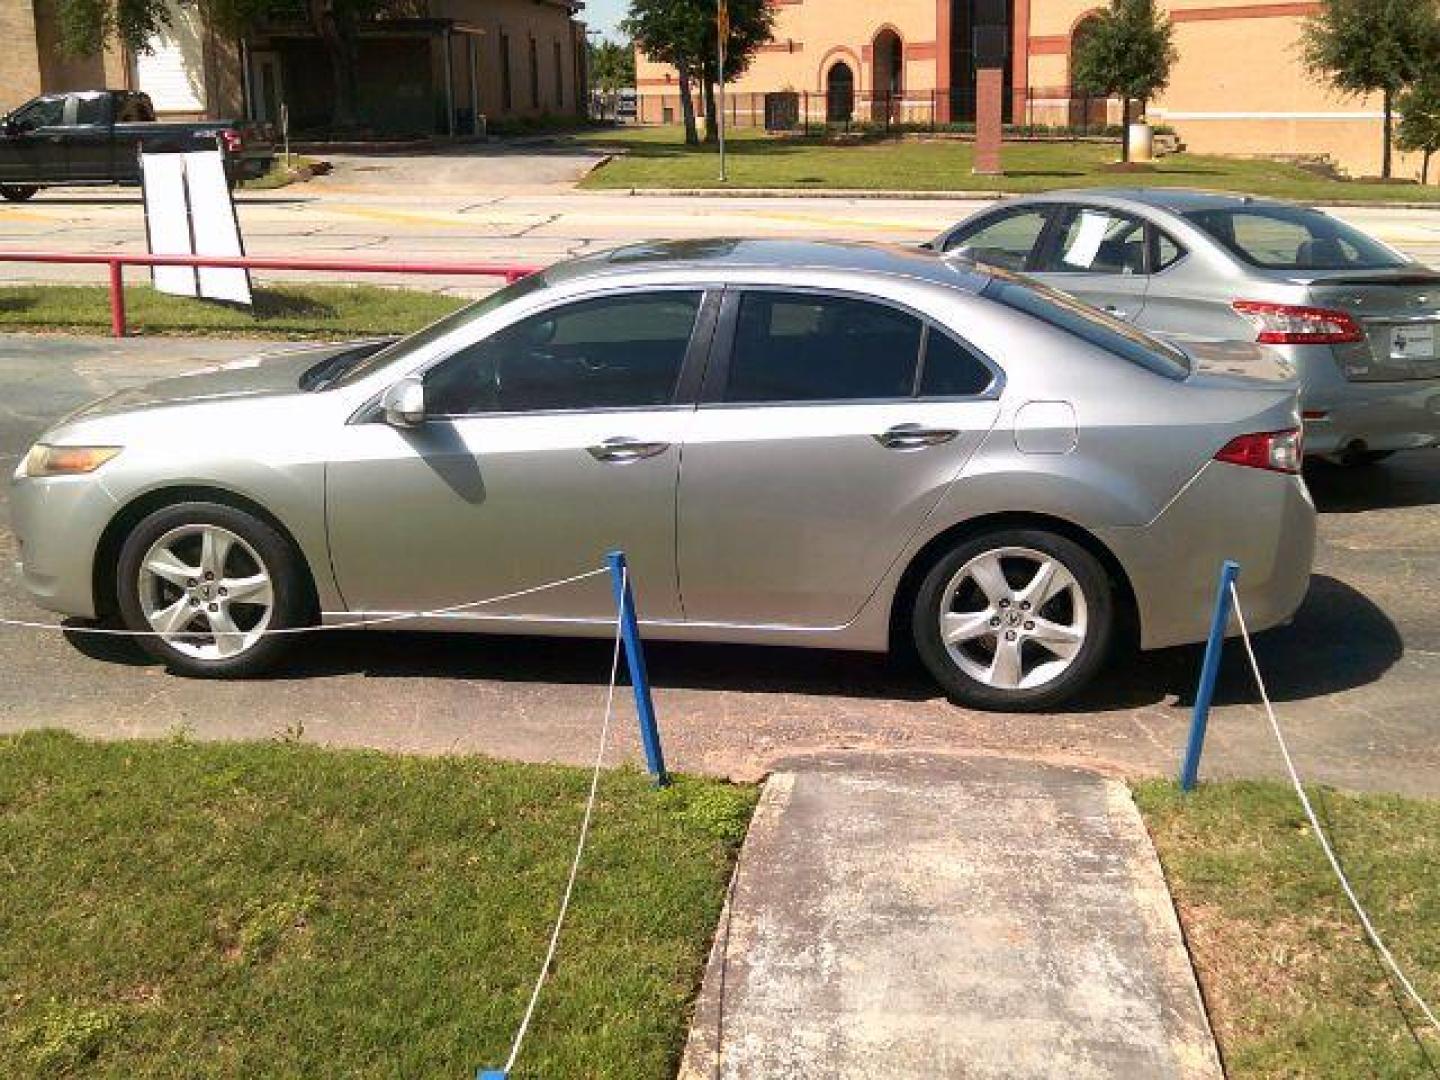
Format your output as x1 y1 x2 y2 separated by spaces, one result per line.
541 238 994 293
1016 187 1301 214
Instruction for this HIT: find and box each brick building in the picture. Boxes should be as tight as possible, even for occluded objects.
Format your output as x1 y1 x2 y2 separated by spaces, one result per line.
1 0 587 136
636 1 1425 182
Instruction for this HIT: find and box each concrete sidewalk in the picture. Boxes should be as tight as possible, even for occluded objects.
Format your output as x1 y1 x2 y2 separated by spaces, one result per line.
681 753 1220 1079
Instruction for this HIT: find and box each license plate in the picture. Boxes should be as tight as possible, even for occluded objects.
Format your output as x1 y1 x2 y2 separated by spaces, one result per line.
1391 323 1436 360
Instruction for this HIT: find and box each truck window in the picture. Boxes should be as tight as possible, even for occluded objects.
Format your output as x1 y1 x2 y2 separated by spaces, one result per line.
10 96 64 132
118 94 153 122
74 93 109 126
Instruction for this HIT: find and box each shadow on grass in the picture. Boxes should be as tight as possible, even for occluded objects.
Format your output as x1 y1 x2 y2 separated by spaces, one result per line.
249 288 340 323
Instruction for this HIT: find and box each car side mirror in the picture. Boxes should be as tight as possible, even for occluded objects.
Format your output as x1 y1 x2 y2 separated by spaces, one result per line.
381 376 426 427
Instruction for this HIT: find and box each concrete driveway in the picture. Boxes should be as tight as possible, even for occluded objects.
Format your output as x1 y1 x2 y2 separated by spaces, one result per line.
1 333 1437 796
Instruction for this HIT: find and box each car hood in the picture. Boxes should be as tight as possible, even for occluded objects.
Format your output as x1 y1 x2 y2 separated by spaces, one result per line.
63 339 390 423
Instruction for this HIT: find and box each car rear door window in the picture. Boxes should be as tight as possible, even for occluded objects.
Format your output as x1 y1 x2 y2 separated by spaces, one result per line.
943 209 1051 271
73 94 108 126
1186 206 1405 271
919 328 994 397
724 292 923 403
425 290 702 415
1153 230 1185 271
1041 208 1148 275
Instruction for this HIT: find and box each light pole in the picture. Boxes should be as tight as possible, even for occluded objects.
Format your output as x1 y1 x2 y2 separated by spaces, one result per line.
717 0 728 182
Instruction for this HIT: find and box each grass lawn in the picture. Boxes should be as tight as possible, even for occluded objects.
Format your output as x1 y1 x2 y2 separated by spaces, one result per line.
0 283 468 338
572 127 1440 202
1137 780 1440 1078
0 731 755 1078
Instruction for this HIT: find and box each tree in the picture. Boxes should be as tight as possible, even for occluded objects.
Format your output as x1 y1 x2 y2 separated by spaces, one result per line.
589 38 636 94
1302 0 1440 179
50 0 420 131
625 0 775 146
1071 0 1177 162
625 0 703 144
1398 75 1440 185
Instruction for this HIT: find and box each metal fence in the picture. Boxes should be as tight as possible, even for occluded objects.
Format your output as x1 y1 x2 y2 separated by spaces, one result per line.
628 87 1126 138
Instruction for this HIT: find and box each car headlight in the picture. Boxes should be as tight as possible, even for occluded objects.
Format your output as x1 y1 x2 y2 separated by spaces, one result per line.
22 444 122 477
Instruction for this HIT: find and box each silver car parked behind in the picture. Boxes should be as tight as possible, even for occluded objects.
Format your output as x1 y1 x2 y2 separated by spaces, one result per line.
929 189 1440 464
11 240 1315 710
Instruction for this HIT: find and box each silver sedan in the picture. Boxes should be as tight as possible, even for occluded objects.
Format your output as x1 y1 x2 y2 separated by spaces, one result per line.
10 240 1315 710
930 189 1440 464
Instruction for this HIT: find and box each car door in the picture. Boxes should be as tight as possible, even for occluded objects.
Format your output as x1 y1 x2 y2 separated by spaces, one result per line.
935 205 1058 273
677 287 1001 628
65 93 114 181
325 287 717 626
0 95 66 184
1030 204 1151 322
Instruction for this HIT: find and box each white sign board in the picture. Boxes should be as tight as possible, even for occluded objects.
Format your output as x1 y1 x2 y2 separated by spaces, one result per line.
141 149 252 306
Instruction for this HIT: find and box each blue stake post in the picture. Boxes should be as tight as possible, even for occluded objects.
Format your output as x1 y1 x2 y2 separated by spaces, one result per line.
606 550 670 786
1180 559 1241 792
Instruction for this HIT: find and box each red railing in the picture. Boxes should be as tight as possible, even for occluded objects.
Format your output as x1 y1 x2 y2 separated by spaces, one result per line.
0 251 542 338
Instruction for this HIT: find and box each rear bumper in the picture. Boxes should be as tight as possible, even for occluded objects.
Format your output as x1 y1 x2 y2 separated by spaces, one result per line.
1096 460 1315 650
1286 346 1440 455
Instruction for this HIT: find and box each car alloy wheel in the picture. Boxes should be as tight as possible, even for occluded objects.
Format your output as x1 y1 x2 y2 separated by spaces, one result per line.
912 529 1113 711
137 523 275 660
116 501 309 677
939 546 1087 691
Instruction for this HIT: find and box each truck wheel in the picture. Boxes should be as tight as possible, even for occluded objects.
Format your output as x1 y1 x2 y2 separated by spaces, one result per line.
1 185 39 202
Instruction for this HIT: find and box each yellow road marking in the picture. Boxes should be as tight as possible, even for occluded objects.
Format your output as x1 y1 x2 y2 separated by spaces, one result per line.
0 208 56 223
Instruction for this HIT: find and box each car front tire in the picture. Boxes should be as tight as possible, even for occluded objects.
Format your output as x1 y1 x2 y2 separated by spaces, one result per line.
0 185 39 202
116 501 310 677
912 529 1114 711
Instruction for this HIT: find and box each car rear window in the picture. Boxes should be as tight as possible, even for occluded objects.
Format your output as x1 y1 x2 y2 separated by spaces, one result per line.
982 274 1191 380
1184 205 1405 272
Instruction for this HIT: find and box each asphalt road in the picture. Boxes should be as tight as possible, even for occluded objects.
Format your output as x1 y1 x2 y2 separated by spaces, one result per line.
1 333 1437 796
3 145 1440 292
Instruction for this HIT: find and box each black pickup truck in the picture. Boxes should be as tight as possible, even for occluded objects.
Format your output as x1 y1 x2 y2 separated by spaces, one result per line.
0 89 273 201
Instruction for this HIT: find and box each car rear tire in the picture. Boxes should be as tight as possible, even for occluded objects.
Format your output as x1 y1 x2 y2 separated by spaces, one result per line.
912 529 1114 711
1 185 39 202
116 501 310 677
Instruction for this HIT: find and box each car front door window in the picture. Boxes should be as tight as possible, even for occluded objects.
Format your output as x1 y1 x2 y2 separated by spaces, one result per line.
425 291 703 415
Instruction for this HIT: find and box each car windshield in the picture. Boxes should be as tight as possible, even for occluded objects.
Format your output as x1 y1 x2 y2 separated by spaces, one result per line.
323 271 549 389
982 272 1191 380
1184 205 1406 272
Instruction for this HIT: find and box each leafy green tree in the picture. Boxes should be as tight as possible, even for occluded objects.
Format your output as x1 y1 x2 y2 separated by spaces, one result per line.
589 38 636 94
1071 0 1177 161
625 0 703 144
50 0 419 130
625 0 775 145
1398 75 1440 184
1302 0 1440 179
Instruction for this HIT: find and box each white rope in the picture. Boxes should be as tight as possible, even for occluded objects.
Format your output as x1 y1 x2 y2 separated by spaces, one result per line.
0 567 608 639
501 566 627 1075
1230 581 1440 1038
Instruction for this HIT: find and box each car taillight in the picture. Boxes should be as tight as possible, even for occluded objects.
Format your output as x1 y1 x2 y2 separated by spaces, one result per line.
1232 300 1364 345
1215 428 1304 474
217 128 243 153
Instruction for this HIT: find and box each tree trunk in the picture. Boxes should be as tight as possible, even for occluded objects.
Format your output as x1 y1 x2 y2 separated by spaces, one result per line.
1120 97 1131 162
677 66 699 146
702 76 719 143
1382 88 1393 180
308 0 361 131
1424 149 1433 187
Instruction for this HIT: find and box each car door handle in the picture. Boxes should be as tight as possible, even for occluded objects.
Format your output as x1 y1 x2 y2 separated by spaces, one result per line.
1103 304 1133 321
587 437 670 463
874 424 960 450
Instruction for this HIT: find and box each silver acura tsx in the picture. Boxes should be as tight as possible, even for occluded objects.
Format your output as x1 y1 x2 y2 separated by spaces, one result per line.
10 240 1315 710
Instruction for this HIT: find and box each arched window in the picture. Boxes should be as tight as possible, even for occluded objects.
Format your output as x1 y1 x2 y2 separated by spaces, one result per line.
872 29 903 122
826 61 855 124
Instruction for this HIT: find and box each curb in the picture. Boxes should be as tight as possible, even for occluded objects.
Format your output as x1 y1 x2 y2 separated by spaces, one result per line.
588 186 1440 209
